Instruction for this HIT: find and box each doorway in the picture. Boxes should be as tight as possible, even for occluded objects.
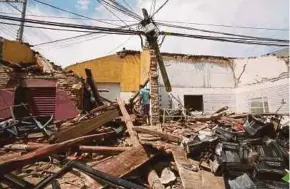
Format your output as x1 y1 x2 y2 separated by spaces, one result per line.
184 95 203 111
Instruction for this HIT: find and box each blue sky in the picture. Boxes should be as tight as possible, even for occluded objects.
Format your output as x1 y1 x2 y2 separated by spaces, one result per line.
0 0 289 67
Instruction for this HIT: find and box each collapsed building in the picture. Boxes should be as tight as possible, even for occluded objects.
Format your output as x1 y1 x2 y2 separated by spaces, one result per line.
66 49 289 115
0 37 82 121
0 38 288 189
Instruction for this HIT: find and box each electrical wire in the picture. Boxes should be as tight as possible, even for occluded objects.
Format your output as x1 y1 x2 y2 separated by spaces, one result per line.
0 21 127 34
0 11 137 23
150 0 156 15
121 0 134 12
32 0 122 27
37 34 108 50
98 0 142 20
160 31 289 46
157 22 289 42
107 35 133 54
0 15 142 35
151 0 169 17
6 2 22 13
32 23 138 46
0 25 16 39
1 11 287 32
156 19 289 31
96 0 132 29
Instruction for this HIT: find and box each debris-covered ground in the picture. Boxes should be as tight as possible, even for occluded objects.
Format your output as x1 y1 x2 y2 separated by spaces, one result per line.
0 57 288 189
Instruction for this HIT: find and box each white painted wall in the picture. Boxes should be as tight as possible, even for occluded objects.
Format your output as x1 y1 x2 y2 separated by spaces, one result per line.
97 82 120 101
235 78 289 114
234 56 288 86
160 86 236 114
160 60 235 88
158 56 289 115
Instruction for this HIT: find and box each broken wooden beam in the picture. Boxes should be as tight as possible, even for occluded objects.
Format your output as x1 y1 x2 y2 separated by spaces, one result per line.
89 103 117 115
93 145 153 178
4 144 131 155
117 97 140 146
171 146 201 189
188 111 226 122
0 131 115 176
212 106 229 115
85 68 103 106
133 126 182 143
72 161 146 189
78 146 131 154
57 109 119 142
0 152 22 163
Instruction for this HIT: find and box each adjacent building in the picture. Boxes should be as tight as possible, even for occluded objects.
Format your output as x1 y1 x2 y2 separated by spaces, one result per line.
67 48 289 115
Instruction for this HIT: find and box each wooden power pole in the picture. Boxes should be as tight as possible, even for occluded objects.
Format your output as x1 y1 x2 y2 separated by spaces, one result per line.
18 0 27 42
141 8 171 125
0 0 27 42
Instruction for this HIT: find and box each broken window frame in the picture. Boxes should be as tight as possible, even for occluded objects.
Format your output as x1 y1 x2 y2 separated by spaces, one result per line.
249 96 269 114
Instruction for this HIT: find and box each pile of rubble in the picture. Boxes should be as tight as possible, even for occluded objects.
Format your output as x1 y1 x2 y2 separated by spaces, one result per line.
0 91 288 189
0 54 288 188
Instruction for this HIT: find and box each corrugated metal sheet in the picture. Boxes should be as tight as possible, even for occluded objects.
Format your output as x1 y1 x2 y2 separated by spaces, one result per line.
27 87 56 117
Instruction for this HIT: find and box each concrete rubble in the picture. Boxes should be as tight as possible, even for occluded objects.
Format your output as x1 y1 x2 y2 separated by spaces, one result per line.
0 53 288 189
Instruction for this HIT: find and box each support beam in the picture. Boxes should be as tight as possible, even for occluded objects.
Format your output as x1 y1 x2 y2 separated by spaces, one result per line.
56 109 119 142
0 132 115 175
133 126 182 143
117 97 140 146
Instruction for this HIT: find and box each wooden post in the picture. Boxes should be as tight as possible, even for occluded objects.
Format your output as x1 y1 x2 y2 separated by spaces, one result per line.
117 97 140 146
85 68 103 106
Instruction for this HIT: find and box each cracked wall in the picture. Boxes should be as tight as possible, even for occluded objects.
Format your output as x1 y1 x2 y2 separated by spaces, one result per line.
159 55 289 114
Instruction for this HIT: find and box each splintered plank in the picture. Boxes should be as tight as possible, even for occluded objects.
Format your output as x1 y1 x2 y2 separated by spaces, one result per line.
117 97 140 146
133 126 182 143
93 145 153 177
0 132 115 176
171 147 225 189
57 109 119 142
171 147 202 189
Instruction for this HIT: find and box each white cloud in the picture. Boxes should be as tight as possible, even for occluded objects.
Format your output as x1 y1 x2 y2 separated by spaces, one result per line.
76 0 90 10
0 0 288 68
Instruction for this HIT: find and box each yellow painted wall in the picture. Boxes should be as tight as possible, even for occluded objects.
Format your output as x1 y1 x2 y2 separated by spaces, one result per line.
66 55 122 83
2 40 35 64
66 53 142 92
140 50 151 84
120 55 140 92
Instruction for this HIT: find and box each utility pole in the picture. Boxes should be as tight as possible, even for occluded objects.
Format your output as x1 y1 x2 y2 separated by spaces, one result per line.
17 0 27 42
0 0 27 42
141 8 171 125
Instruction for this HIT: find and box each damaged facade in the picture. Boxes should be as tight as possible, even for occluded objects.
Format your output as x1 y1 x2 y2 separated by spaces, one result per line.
67 48 289 115
0 37 81 121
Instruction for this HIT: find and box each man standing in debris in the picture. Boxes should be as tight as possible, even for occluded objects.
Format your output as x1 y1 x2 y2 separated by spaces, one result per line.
139 85 150 125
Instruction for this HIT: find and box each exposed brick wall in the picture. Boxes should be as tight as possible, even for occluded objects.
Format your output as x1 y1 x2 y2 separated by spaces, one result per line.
149 49 160 125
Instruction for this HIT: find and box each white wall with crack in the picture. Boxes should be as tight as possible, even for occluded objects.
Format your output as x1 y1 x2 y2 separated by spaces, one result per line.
158 54 289 114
